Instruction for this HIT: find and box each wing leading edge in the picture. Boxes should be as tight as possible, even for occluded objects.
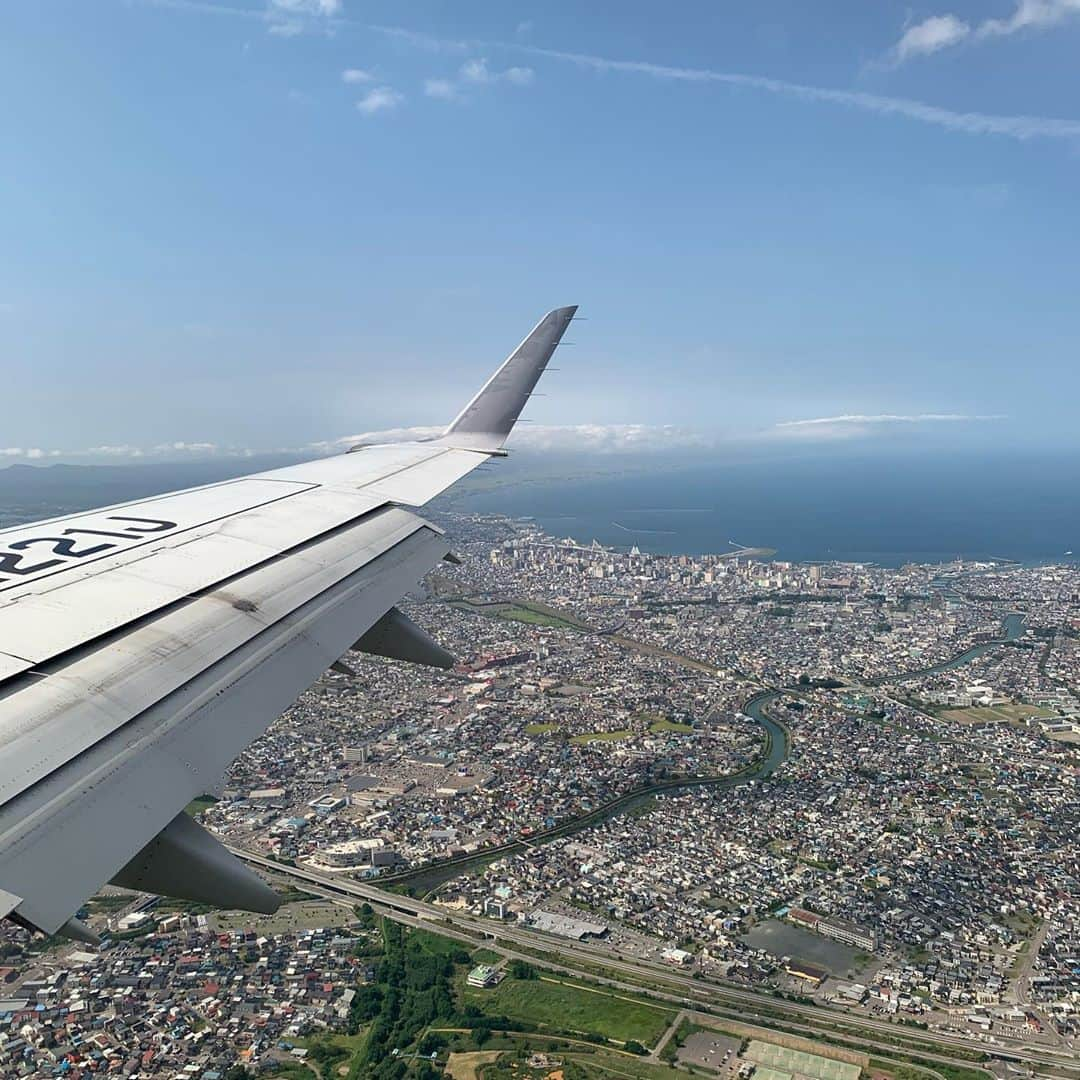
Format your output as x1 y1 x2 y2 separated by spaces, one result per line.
0 306 578 941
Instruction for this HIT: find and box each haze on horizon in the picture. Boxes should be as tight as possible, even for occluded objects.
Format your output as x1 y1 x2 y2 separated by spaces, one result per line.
3 1 1079 464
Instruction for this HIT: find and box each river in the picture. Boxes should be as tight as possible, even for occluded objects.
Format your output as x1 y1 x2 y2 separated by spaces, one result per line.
872 611 1026 684
386 696 791 895
381 614 1023 895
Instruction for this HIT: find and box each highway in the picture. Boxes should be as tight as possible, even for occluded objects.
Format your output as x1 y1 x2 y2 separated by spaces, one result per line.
231 847 1078 1076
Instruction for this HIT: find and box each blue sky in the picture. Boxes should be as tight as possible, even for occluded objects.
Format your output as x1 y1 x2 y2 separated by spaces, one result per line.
2 0 1079 462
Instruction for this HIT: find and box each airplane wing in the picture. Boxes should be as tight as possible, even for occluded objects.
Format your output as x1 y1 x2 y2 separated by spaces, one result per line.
0 305 576 943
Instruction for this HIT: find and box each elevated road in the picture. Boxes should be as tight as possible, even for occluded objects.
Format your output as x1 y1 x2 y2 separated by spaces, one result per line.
231 847 1077 1075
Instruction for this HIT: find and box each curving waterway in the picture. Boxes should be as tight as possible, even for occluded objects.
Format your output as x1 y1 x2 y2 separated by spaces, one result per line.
382 613 1023 894
870 611 1026 685
384 693 791 895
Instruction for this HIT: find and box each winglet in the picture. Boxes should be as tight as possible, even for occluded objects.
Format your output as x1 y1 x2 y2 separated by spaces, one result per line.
438 306 577 452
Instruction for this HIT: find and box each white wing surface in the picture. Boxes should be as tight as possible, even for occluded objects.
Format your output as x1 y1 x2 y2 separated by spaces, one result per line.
0 305 576 942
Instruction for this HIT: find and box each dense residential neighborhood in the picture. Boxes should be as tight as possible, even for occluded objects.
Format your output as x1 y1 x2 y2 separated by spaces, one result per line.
0 511 1077 1076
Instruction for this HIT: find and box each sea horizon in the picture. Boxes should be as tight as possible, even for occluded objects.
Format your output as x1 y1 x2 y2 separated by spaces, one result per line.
449 453 1080 568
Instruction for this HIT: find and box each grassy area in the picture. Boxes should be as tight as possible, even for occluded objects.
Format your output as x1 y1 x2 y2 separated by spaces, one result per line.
450 1043 689 1080
554 1051 688 1080
85 892 135 913
452 598 590 632
264 1061 314 1080
498 606 570 627
648 719 694 734
870 1060 991 1080
525 722 558 735
462 974 674 1046
569 730 634 745
294 1031 369 1055
409 927 472 958
184 794 219 817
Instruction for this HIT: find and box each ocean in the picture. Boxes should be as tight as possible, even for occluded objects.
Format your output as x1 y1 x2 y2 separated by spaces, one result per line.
1 452 1077 569
452 453 1080 567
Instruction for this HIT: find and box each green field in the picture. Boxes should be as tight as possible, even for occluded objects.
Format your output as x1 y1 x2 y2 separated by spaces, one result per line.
462 974 674 1046
478 1048 688 1080
939 704 1052 724
450 597 591 633
264 1061 313 1080
562 1051 687 1080
525 722 558 735
497 605 571 627
184 794 218 817
569 730 633 745
648 719 694 734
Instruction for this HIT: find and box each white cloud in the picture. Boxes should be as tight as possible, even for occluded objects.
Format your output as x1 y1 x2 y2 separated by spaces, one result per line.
129 9 1080 144
369 24 471 53
153 441 220 453
459 57 534 86
894 15 971 62
0 447 63 459
981 0 1080 37
267 19 302 36
266 0 340 36
424 78 460 102
425 58 535 104
342 67 374 83
269 0 340 14
313 424 709 455
356 86 404 115
0 426 716 466
83 445 146 458
514 44 1080 141
459 57 490 83
514 423 706 453
772 413 1005 440
0 448 54 459
891 2 1080 62
776 413 1005 427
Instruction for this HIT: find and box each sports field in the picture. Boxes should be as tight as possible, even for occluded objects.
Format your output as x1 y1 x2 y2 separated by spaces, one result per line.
744 1040 861 1080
